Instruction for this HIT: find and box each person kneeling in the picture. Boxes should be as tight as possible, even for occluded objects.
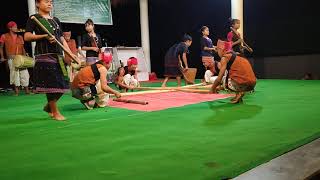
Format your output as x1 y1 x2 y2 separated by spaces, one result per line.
211 40 256 104
71 52 121 110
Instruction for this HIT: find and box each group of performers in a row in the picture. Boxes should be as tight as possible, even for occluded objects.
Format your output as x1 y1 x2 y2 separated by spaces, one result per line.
162 19 256 104
0 0 256 121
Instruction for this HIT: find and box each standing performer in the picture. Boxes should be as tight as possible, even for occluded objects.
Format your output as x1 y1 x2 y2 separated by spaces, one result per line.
161 34 192 87
123 57 140 89
81 19 103 66
200 26 217 84
211 40 256 104
24 0 79 121
227 18 253 55
227 18 243 55
0 21 30 96
71 52 121 110
200 26 216 67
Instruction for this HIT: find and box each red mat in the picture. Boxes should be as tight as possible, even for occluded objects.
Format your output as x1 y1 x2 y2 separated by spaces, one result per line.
108 91 234 111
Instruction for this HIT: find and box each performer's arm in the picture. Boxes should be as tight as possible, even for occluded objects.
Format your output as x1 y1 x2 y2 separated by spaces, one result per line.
203 46 217 52
232 39 242 47
24 32 49 42
99 67 121 97
228 31 242 47
181 52 188 69
234 32 243 47
211 58 227 93
116 76 134 90
201 37 216 52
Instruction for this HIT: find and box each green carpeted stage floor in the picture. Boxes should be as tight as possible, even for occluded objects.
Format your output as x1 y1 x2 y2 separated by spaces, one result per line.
0 79 319 180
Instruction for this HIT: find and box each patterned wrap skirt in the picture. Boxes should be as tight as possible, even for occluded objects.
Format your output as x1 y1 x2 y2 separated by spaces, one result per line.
164 50 182 77
33 54 69 93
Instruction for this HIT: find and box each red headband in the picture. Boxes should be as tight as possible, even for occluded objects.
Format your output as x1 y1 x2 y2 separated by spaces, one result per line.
7 21 17 29
101 52 113 64
127 57 138 66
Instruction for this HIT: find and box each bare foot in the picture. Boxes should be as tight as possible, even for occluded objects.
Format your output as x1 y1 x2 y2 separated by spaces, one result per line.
230 97 243 104
43 104 53 117
25 91 34 95
216 86 225 91
52 113 66 121
230 92 244 104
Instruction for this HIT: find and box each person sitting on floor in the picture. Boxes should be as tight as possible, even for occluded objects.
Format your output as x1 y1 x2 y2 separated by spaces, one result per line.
123 57 140 89
202 59 228 84
211 39 256 103
114 66 135 92
71 52 121 110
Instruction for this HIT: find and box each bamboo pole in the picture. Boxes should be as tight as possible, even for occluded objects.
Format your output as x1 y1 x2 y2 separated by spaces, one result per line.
113 98 148 105
110 83 211 97
110 89 174 97
134 83 205 91
30 16 79 64
173 88 211 94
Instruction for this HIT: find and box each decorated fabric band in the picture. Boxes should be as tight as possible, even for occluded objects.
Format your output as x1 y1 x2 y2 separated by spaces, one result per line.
38 18 54 34
58 55 69 81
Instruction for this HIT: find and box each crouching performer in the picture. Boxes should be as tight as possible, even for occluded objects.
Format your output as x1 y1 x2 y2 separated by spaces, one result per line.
211 40 256 104
71 52 121 110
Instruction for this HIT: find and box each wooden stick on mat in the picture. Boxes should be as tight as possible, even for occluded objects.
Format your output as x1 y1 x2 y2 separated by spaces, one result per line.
113 98 149 105
174 88 211 94
134 83 206 91
181 84 212 89
111 83 211 97
110 89 174 97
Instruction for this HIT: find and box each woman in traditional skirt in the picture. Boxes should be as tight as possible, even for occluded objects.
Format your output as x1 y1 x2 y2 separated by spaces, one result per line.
200 26 216 69
24 0 79 121
161 34 192 87
211 39 256 104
